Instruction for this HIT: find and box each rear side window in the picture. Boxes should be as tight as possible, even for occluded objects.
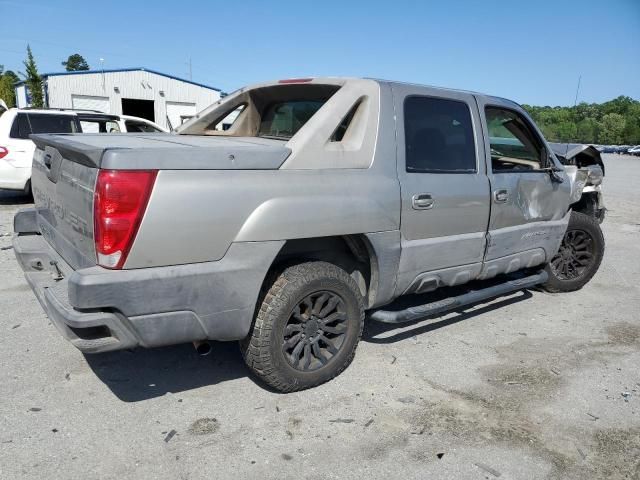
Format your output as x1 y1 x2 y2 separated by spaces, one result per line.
404 96 476 173
10 113 78 139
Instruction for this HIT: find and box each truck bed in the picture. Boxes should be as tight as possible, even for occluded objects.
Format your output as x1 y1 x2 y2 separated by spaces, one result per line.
31 133 291 170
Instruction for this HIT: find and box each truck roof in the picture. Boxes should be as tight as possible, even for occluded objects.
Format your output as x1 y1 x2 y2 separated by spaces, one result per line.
230 77 521 109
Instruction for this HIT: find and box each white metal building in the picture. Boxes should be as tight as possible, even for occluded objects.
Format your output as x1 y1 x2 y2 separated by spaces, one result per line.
15 68 221 130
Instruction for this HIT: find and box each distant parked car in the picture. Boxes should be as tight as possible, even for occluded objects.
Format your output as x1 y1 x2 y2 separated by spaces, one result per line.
614 145 629 154
0 108 167 194
628 146 640 156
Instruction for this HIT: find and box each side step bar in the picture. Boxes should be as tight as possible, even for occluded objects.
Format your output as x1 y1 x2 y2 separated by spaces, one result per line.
369 270 548 324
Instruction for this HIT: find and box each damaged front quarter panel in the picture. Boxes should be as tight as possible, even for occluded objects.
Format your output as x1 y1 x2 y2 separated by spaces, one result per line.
564 165 590 205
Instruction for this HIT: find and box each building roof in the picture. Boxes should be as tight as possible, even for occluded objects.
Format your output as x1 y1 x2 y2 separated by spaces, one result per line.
15 67 220 92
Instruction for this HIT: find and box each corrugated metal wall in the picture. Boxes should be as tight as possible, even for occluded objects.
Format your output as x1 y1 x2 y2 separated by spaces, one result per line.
46 70 220 129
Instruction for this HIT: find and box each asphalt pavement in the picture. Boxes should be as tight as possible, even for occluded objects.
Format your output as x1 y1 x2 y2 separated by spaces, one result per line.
1 154 639 479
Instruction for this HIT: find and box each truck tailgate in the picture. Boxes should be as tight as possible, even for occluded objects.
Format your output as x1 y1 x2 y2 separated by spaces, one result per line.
31 143 98 269
28 133 291 270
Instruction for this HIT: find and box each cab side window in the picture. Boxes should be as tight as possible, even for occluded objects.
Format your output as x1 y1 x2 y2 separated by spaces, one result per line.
485 107 545 172
404 96 476 173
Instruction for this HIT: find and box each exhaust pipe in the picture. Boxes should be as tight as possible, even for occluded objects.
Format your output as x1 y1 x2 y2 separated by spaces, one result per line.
193 340 212 356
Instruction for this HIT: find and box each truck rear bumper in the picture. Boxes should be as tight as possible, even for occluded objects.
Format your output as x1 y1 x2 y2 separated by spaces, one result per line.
13 210 284 353
14 234 138 353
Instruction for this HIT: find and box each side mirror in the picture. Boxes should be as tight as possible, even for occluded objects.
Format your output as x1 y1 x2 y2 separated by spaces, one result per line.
541 165 564 183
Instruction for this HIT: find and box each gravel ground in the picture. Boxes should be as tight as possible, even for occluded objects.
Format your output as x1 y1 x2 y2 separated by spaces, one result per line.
1 154 639 480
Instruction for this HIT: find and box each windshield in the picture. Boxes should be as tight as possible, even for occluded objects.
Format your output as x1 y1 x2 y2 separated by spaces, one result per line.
258 100 325 139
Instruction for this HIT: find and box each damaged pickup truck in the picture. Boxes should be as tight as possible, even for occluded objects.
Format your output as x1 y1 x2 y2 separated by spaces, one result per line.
13 78 605 392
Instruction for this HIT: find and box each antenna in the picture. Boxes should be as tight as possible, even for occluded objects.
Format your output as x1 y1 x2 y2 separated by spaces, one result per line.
572 75 582 107
566 75 582 156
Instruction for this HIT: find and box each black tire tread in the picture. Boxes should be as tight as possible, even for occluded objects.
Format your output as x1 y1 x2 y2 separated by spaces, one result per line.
542 211 605 293
241 261 364 392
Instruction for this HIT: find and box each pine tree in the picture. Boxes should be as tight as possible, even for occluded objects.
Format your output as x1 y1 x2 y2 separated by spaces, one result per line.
23 45 44 108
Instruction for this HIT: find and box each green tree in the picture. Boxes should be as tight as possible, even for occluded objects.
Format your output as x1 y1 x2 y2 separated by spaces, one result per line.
523 96 640 145
576 118 598 144
22 45 44 108
598 113 626 145
61 53 89 72
0 65 19 107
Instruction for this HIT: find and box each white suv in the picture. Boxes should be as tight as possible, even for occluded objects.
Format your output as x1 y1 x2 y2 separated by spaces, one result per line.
0 108 167 194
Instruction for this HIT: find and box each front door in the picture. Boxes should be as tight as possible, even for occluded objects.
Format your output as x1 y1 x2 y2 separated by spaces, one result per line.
393 84 491 295
476 97 571 278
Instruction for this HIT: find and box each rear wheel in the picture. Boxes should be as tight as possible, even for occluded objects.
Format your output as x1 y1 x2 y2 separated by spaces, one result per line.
542 211 604 293
240 261 364 392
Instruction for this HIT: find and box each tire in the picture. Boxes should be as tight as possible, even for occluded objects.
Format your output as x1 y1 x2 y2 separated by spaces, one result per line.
240 261 365 392
541 211 605 293
23 180 31 198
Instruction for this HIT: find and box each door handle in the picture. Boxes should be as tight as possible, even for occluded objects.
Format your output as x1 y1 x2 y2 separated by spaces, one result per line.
494 189 509 203
412 193 435 210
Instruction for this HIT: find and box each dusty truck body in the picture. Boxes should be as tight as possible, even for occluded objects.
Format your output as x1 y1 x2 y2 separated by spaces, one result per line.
13 78 604 391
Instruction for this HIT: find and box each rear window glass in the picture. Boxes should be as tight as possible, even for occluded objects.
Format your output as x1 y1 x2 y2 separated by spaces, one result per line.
258 100 325 139
10 113 78 139
404 96 476 173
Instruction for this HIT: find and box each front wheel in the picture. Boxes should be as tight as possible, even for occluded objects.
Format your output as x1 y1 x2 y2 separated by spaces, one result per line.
240 261 365 392
541 211 605 293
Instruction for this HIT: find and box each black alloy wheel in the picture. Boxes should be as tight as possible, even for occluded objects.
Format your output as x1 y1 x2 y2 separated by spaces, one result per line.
282 291 348 372
549 229 595 281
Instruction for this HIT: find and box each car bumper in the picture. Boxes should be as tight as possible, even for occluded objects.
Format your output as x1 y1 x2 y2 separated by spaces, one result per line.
13 209 284 353
0 162 30 191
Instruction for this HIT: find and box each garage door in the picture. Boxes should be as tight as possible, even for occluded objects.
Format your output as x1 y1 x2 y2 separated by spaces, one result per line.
166 101 197 130
71 95 110 113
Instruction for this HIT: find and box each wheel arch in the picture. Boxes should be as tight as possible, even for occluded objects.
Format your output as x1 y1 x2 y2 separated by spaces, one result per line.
260 234 381 309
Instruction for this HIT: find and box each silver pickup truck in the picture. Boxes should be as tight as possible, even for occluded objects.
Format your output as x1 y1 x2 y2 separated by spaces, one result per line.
13 77 604 392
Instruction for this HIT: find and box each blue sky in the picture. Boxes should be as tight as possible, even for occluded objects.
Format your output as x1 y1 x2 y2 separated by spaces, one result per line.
1 0 638 105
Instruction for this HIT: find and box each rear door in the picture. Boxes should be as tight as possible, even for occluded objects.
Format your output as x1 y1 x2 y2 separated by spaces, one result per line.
476 96 571 277
393 84 491 294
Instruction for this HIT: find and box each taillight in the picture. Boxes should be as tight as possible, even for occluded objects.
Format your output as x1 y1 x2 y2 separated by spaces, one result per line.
94 170 157 269
0 147 8 159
